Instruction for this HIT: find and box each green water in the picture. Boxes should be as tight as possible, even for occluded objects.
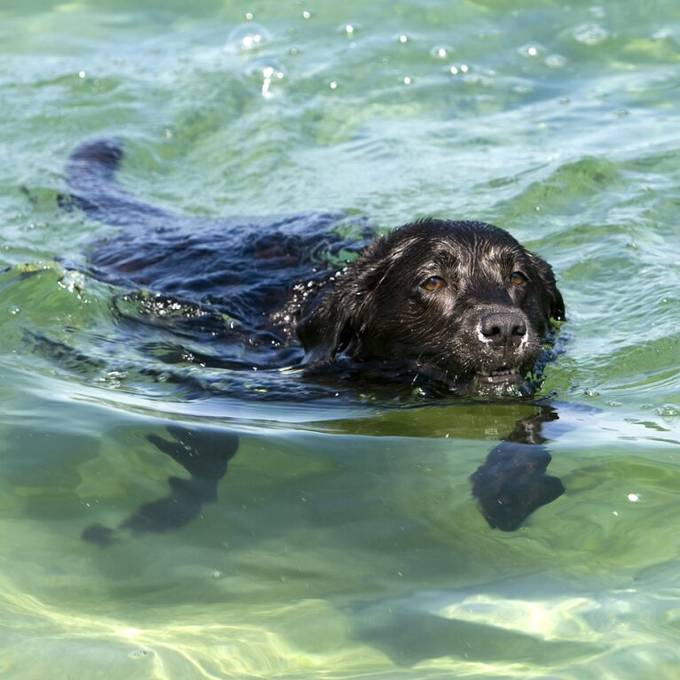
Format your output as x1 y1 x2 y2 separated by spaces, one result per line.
1 0 680 677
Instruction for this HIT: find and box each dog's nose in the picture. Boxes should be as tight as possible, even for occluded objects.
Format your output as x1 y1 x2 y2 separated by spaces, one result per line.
479 311 527 349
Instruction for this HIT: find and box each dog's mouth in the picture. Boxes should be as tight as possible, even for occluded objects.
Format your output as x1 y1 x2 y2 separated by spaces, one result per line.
410 359 533 398
476 367 522 385
467 366 532 398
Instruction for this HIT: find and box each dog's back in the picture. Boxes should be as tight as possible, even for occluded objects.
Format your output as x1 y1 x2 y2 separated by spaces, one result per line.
65 140 371 358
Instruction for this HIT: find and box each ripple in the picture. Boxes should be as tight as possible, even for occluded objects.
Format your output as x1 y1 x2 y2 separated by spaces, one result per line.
545 53 567 68
2 2 680 677
572 23 609 45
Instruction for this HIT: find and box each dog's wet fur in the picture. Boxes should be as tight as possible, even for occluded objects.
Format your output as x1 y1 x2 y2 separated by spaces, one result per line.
61 139 567 543
295 219 564 396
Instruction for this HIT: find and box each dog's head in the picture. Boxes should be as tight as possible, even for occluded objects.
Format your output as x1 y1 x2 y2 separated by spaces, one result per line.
297 219 564 395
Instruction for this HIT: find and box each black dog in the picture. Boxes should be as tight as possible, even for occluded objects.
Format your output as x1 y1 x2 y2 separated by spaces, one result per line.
62 140 567 544
296 219 564 394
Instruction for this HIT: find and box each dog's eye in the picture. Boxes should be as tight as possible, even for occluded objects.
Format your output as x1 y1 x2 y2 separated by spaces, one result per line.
509 271 528 286
421 275 447 292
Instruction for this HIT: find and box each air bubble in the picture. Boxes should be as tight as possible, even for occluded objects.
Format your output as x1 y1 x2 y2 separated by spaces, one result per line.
226 23 271 52
59 270 86 294
261 66 284 99
241 33 262 49
519 44 540 57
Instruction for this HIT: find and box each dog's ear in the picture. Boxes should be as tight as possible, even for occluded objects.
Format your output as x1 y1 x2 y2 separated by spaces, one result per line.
297 236 393 364
529 252 565 322
297 288 356 364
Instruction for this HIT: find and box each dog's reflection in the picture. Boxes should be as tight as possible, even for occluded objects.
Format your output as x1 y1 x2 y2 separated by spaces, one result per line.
471 406 565 531
82 427 238 546
82 405 566 546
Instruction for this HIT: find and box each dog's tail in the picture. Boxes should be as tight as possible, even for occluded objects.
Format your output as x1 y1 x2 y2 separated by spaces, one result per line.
65 139 169 226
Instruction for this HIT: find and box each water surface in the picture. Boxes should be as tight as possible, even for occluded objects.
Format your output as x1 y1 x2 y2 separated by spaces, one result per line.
1 0 679 677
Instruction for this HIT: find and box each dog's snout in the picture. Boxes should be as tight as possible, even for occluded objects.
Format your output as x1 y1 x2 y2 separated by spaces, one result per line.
479 311 527 348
